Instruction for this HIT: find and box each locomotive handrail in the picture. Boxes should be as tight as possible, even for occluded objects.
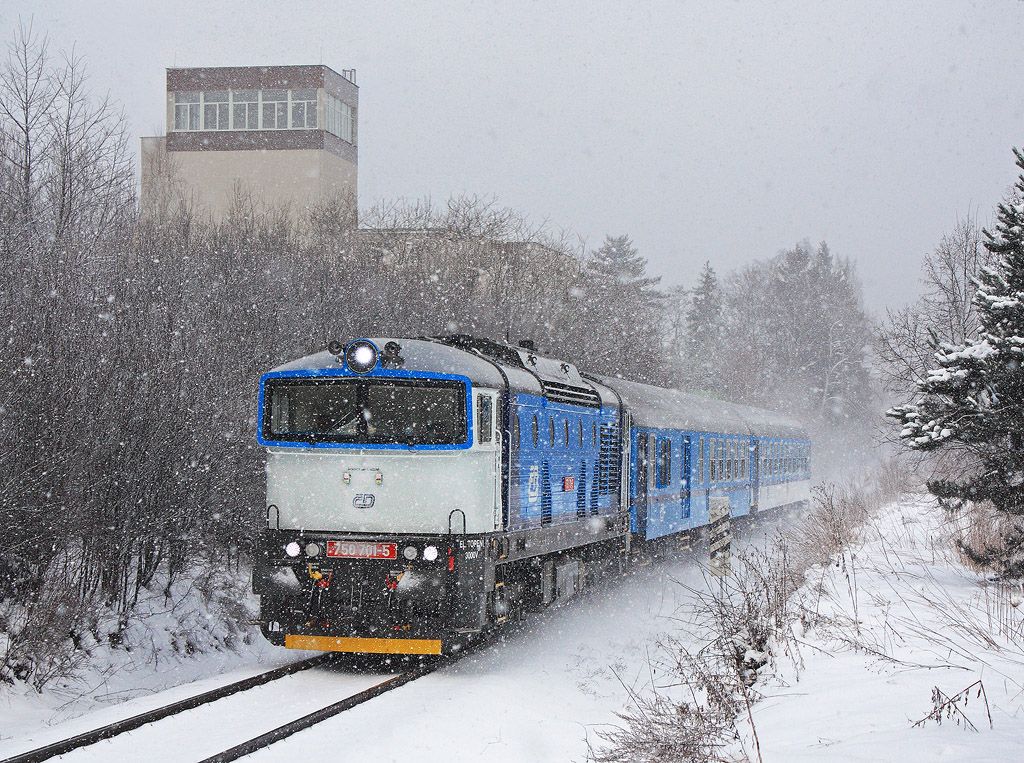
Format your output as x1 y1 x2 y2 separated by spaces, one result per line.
447 508 467 536
266 504 280 530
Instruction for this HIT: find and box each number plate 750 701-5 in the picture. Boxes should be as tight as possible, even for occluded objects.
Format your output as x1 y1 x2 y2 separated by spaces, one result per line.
326 541 397 560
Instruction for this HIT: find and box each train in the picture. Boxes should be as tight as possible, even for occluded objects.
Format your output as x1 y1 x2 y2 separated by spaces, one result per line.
252 335 811 656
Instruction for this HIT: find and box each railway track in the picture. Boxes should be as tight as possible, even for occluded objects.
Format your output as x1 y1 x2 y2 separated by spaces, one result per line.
0 654 334 763
198 663 436 762
0 648 460 763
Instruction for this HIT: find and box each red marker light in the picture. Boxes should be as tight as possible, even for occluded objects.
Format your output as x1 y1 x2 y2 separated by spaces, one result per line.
447 548 455 572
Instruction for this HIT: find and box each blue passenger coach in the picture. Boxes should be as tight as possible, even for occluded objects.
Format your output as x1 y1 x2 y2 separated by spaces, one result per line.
605 378 810 543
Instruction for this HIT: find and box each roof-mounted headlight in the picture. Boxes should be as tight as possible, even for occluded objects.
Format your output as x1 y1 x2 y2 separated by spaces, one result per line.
345 339 378 374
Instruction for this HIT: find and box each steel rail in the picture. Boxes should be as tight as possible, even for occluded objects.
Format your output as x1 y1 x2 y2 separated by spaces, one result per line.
0 654 334 763
198 664 435 763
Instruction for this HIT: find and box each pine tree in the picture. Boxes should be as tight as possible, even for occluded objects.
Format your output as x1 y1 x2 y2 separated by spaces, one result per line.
890 148 1024 573
581 235 663 382
684 262 723 392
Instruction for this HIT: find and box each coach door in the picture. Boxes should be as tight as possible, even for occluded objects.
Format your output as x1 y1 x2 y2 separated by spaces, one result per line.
750 438 759 513
681 435 692 519
635 432 650 535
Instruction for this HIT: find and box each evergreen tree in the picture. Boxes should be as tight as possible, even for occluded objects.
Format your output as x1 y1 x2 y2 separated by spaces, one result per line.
684 262 723 392
890 148 1024 573
580 235 663 382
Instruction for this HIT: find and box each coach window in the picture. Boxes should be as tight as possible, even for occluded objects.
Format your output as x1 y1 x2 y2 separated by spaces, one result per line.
709 439 716 481
723 440 731 481
698 437 705 484
655 438 671 488
477 395 493 444
532 415 539 448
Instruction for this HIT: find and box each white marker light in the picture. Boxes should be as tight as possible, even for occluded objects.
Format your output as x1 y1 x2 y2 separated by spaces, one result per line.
305 542 321 558
353 345 374 366
423 545 439 561
403 545 418 560
285 541 301 558
345 340 378 373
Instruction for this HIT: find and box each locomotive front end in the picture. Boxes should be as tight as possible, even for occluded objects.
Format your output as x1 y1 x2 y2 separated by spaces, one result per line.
252 339 502 655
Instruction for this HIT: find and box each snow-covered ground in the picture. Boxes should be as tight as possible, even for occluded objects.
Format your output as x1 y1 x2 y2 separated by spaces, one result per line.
1 536 719 762
753 497 1024 762
5 497 1024 762
0 564 317 753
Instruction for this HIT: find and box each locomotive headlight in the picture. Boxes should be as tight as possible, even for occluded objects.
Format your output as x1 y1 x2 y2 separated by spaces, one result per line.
305 542 322 558
423 545 439 561
403 545 418 560
345 340 378 374
284 541 301 558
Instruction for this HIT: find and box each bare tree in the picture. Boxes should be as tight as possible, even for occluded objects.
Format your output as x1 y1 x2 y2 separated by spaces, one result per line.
877 217 988 398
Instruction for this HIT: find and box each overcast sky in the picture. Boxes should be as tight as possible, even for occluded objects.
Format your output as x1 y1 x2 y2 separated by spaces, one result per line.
4 0 1023 314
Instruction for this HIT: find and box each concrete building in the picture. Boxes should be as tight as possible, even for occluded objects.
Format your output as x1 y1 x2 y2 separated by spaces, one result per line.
141 65 357 219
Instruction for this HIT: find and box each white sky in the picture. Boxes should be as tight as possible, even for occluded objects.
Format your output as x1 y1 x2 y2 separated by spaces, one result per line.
4 0 1023 314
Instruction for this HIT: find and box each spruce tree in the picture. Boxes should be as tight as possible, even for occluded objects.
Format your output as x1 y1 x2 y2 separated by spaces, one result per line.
890 148 1024 572
684 262 723 391
581 235 662 382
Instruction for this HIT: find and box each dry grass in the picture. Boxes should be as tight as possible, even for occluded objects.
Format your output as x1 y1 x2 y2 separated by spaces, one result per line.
590 462 911 763
947 501 1022 575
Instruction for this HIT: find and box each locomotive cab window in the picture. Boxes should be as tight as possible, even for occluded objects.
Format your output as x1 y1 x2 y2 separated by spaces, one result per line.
476 394 493 444
263 377 466 446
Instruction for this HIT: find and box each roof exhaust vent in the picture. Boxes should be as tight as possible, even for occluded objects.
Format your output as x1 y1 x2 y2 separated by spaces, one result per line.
519 338 536 351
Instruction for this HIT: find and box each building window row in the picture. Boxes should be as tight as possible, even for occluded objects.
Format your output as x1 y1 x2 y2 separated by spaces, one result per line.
324 93 356 144
173 89 321 132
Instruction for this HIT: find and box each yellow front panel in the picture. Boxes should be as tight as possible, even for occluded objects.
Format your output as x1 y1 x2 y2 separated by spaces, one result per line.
284 634 443 655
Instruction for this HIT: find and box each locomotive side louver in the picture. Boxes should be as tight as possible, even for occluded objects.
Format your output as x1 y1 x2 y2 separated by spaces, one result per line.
540 379 601 407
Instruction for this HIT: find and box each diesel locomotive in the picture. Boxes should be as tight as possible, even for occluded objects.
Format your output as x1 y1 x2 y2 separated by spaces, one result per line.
252 335 810 656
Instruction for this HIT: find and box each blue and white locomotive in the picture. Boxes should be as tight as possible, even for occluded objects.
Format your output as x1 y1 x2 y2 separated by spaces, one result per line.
252 336 810 656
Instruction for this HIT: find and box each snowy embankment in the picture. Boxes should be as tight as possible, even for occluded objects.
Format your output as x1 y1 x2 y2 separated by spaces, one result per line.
0 564 309 752
753 497 1024 762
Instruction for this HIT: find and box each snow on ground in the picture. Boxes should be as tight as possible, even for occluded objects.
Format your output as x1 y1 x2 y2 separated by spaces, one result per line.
1 530 730 762
243 554 712 763
8 498 1024 762
752 496 1024 762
